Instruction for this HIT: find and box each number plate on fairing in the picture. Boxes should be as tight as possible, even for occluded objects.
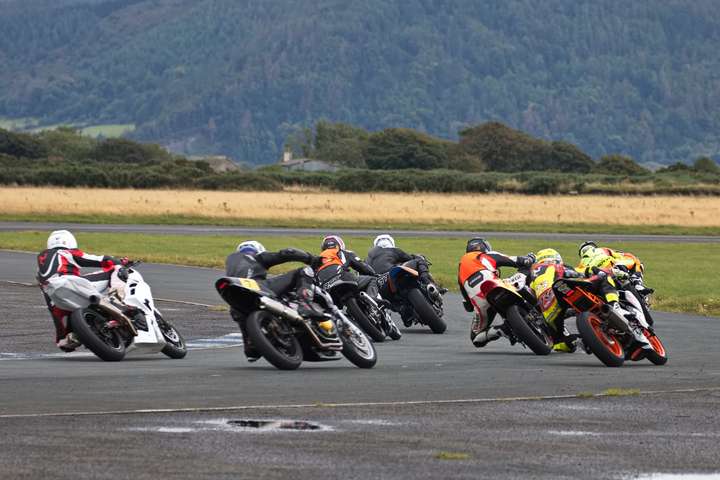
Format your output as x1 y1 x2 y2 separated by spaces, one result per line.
238 278 261 291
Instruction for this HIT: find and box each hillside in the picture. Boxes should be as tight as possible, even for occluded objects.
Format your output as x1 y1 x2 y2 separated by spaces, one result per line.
1 0 719 165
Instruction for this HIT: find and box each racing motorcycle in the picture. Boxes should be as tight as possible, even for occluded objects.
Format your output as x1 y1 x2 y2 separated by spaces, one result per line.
552 272 667 367
215 276 377 370
476 270 553 355
315 264 400 342
46 263 187 361
375 263 446 334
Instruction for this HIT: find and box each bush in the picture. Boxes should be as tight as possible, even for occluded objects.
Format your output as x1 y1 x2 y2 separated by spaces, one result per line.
0 128 48 159
365 128 450 170
593 154 649 175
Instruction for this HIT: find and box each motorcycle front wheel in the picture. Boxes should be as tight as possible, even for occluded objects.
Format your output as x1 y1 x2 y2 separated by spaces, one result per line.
156 313 187 359
576 312 625 367
245 310 303 370
70 308 126 361
643 328 668 366
339 319 377 369
407 289 446 334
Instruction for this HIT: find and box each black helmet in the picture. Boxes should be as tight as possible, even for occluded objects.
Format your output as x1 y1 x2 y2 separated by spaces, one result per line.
466 237 492 253
578 241 597 258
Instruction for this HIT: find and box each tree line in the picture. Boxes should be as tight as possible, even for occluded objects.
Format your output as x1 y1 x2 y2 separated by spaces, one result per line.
1 126 718 195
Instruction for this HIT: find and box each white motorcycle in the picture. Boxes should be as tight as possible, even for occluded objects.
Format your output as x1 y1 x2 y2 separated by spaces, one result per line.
45 262 187 361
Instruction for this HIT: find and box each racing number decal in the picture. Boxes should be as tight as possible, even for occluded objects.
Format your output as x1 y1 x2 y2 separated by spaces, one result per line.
239 278 261 291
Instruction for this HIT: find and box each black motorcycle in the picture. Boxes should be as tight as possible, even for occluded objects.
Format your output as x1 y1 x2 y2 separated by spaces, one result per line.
316 266 400 342
215 276 377 370
376 264 446 334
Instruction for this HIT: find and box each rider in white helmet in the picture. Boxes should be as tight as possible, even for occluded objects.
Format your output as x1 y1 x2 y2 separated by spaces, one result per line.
224 240 322 360
37 230 128 352
367 233 434 283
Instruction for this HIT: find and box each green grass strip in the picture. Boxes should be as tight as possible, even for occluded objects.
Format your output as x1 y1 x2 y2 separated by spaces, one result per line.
1 213 719 236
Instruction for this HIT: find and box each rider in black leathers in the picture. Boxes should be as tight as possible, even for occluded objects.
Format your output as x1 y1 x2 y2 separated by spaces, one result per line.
225 240 323 360
367 234 433 284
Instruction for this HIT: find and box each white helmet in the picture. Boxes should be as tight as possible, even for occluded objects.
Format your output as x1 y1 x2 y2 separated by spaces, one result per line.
236 240 266 256
47 230 78 249
373 234 395 249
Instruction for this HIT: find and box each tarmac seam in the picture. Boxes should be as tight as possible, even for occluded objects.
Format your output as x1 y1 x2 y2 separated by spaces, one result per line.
1 386 718 419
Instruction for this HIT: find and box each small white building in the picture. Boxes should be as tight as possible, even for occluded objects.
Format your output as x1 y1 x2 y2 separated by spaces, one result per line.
280 151 338 172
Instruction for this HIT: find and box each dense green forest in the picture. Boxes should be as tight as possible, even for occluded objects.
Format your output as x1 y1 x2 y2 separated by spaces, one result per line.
1 0 719 165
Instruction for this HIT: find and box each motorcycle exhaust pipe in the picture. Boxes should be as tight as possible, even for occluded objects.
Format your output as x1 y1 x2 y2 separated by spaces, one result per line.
259 297 304 324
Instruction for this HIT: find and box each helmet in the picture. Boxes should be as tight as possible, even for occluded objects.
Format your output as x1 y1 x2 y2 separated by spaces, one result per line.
578 241 597 258
321 235 345 250
47 230 77 249
535 248 562 265
373 234 395 249
466 237 492 253
236 240 266 256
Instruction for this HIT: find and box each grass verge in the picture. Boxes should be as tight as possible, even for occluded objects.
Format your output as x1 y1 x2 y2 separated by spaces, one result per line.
1 231 717 317
1 213 719 236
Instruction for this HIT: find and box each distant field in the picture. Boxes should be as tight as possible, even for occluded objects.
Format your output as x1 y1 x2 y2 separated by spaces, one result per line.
0 118 134 138
1 231 717 316
79 124 136 138
2 187 719 234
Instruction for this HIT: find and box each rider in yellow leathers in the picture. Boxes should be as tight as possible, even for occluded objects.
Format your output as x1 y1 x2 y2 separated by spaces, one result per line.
575 242 653 356
529 248 583 353
577 241 653 298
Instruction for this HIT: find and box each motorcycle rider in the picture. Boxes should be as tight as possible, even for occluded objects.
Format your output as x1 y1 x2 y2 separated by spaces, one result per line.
576 243 653 356
367 234 434 284
225 240 324 360
36 230 127 352
578 241 653 296
368 233 445 325
530 248 584 353
458 237 535 347
316 235 376 278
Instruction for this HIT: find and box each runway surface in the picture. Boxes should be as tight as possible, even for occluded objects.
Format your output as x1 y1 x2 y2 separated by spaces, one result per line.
1 221 719 243
1 250 719 479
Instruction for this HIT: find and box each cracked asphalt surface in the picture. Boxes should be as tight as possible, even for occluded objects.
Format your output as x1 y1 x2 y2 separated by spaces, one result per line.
1 251 719 479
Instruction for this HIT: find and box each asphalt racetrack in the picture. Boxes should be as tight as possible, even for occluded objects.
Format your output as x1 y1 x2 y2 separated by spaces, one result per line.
1 249 719 479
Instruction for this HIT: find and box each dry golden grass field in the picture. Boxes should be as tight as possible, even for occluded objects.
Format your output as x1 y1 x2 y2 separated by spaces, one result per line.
2 186 719 228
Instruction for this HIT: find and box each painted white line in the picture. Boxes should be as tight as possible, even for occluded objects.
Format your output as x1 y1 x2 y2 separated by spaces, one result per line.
1 334 243 361
1 386 719 419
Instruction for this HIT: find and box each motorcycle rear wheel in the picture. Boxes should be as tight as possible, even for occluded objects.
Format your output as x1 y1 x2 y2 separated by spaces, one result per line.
576 312 625 367
643 328 668 365
407 289 446 334
505 305 552 355
245 310 302 370
70 308 126 361
346 297 385 342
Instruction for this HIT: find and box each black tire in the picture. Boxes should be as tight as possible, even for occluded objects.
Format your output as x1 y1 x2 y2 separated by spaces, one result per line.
70 308 126 362
505 305 552 355
340 320 377 369
386 318 402 340
245 310 303 370
644 329 668 366
346 297 385 342
576 312 625 367
157 314 187 359
407 288 446 334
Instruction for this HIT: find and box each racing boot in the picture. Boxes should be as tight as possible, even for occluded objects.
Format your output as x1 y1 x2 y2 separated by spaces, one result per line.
57 332 81 352
472 327 502 348
296 288 326 321
231 309 260 362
